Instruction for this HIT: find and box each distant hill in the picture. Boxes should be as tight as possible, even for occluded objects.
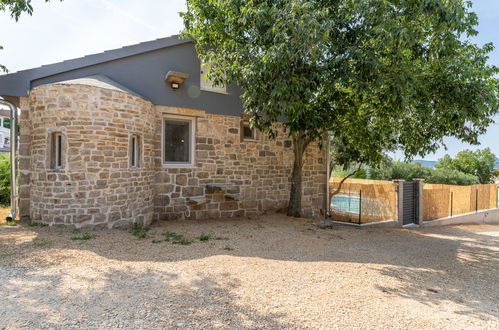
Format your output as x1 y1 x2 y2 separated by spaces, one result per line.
413 160 438 168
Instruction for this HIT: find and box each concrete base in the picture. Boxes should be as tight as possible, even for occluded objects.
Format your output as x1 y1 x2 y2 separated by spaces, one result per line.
316 219 399 228
423 208 499 227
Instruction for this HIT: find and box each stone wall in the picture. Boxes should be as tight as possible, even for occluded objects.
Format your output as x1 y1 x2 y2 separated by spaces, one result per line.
19 84 327 227
23 83 155 228
153 106 326 221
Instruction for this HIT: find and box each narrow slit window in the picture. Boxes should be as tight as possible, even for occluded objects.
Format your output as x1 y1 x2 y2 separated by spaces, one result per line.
130 135 141 168
51 132 63 169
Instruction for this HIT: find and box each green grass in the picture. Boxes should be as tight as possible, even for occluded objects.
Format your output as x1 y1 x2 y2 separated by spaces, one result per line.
27 222 48 227
130 223 150 239
0 221 18 226
196 234 212 242
32 240 53 247
196 234 229 242
162 231 192 245
172 238 192 245
70 233 95 241
0 252 14 259
71 228 81 234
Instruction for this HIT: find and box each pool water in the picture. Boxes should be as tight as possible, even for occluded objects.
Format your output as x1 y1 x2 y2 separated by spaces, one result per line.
331 195 360 214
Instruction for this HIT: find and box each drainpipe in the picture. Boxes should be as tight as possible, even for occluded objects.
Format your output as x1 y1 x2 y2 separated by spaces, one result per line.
0 99 18 222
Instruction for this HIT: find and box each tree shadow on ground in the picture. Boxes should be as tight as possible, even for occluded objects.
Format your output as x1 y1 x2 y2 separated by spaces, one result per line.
0 265 291 328
1 215 498 325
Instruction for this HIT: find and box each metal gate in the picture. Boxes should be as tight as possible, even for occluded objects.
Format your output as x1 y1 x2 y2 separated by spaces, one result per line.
402 182 419 225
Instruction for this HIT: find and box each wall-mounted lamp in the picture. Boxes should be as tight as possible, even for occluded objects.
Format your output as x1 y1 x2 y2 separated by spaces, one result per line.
165 71 189 90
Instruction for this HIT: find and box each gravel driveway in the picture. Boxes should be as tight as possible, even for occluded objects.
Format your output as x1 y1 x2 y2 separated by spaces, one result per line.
1 215 498 329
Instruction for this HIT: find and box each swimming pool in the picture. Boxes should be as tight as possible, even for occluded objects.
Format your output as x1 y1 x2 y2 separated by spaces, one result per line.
331 195 361 214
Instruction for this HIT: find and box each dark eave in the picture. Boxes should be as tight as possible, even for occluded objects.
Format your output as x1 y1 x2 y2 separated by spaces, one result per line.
0 35 191 97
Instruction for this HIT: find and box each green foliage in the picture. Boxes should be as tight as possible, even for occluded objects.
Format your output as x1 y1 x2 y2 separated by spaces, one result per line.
26 222 47 227
370 159 479 185
0 153 10 206
196 234 212 242
70 233 95 241
162 231 192 245
183 0 498 162
331 166 367 179
183 0 499 213
436 148 497 183
32 240 52 247
130 223 149 239
0 252 14 259
427 167 480 185
0 220 17 226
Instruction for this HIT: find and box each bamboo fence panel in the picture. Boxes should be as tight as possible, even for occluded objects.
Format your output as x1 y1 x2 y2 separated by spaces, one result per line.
423 183 498 221
329 178 397 224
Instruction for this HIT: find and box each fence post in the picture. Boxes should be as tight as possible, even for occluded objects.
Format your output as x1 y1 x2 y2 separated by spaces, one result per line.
393 180 405 227
358 190 362 225
413 179 425 225
476 189 478 213
450 192 454 217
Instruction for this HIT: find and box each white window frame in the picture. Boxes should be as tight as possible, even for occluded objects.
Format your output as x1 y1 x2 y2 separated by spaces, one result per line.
162 115 196 168
130 134 141 169
200 62 227 94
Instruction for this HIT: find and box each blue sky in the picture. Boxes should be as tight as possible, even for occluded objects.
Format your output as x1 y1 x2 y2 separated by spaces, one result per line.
0 0 497 161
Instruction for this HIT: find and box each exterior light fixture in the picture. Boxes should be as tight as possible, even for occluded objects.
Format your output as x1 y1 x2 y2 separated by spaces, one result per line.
165 71 189 90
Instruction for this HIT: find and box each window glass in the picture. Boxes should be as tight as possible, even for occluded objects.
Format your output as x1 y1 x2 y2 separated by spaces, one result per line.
243 124 255 140
200 62 227 94
51 133 62 169
130 135 141 168
164 119 191 163
3 118 10 129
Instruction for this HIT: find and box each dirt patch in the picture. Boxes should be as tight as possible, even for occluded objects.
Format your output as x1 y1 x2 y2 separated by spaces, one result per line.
1 214 498 328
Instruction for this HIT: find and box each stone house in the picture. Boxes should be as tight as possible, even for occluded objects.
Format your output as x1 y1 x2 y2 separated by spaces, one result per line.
0 36 327 228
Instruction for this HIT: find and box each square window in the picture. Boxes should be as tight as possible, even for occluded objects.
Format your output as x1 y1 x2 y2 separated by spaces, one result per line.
200 62 227 94
163 117 195 166
241 121 257 142
243 124 255 140
130 135 141 168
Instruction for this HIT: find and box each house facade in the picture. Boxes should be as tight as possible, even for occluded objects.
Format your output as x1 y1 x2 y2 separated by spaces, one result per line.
0 36 326 228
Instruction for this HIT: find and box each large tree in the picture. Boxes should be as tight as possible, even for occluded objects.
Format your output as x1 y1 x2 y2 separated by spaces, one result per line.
436 148 497 183
0 0 55 72
182 0 499 217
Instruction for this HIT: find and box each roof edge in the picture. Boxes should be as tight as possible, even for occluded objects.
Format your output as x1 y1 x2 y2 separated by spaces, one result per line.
0 35 192 90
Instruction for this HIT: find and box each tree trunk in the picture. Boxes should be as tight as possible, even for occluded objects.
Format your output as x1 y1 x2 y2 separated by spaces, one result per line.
287 135 310 217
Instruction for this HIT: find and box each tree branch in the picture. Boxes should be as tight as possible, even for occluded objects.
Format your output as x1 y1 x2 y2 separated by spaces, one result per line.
329 163 363 198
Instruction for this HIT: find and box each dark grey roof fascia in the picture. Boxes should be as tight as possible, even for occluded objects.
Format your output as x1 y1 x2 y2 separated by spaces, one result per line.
0 35 191 97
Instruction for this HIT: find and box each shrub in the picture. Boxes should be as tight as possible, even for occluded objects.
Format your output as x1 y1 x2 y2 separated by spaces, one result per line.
369 159 481 186
0 153 10 206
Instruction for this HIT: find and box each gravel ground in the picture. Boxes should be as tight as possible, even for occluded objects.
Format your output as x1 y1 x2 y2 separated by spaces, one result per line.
1 214 498 329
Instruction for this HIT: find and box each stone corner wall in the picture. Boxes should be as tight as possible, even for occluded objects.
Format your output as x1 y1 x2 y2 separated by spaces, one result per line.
24 83 155 228
152 108 327 222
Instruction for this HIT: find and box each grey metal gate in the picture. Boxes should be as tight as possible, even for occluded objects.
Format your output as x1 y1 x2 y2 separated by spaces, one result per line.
402 182 419 225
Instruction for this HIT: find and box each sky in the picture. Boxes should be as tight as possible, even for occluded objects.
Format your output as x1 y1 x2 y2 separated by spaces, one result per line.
0 0 498 161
